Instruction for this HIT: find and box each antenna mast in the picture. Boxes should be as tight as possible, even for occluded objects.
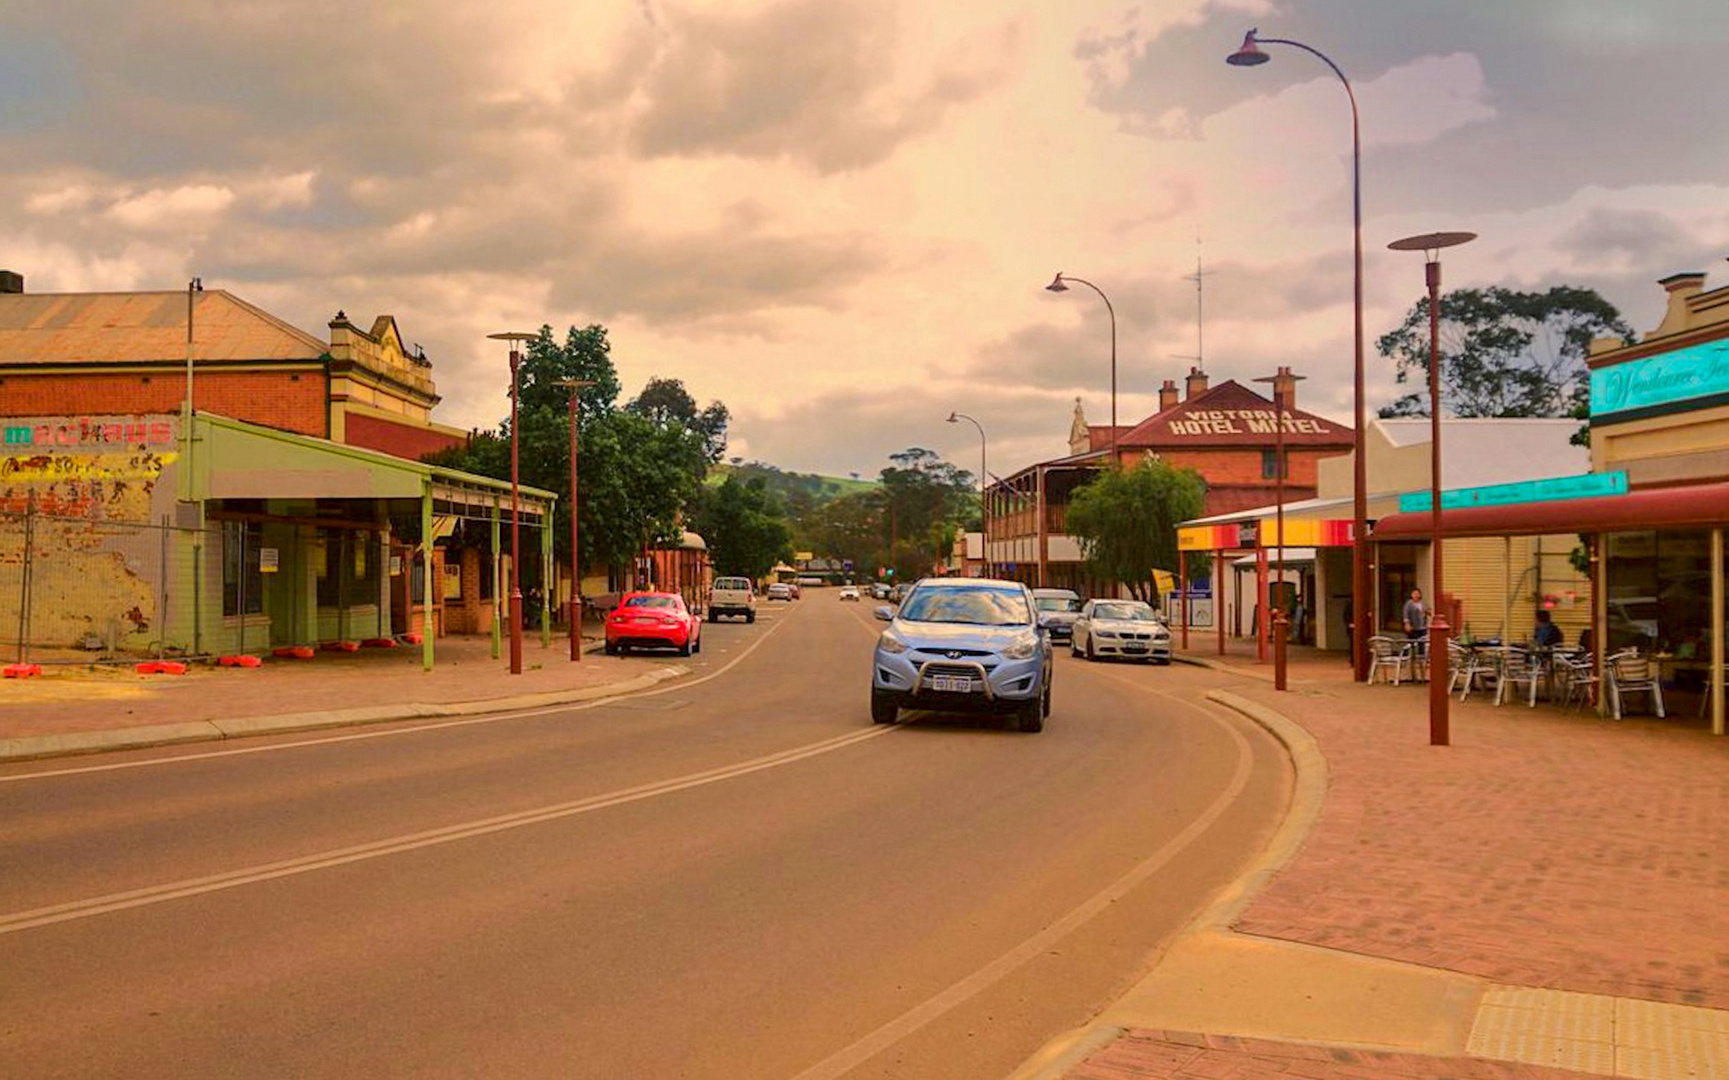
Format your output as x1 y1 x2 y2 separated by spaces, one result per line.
1172 228 1214 373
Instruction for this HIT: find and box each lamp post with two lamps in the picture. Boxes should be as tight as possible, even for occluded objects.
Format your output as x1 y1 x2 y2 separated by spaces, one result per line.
1227 29 1372 683
1044 273 1119 461
555 378 596 661
946 412 987 577
488 331 540 676
1387 230 1476 747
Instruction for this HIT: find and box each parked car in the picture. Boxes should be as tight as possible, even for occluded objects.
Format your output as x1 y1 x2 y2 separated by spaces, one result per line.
605 592 702 656
1071 598 1171 663
870 583 892 600
708 576 756 623
870 577 1053 732
786 581 801 599
766 583 795 601
1033 588 1083 641
838 585 860 601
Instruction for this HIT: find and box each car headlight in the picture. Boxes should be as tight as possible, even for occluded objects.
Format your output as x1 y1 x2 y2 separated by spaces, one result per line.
1001 633 1039 660
877 631 909 655
1095 628 1118 638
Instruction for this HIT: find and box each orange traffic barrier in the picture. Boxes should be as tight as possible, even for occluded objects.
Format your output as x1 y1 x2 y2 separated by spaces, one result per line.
272 646 316 659
218 655 264 668
3 663 42 678
135 661 189 675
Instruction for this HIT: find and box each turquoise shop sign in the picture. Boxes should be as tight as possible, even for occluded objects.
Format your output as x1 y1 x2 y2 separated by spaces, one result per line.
1590 338 1729 418
1399 471 1628 514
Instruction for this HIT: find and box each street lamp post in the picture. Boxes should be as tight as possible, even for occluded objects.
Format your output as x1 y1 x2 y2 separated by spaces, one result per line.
1045 273 1119 462
947 412 987 577
489 331 539 676
1389 231 1476 747
556 378 596 661
1255 369 1305 692
1227 29 1371 683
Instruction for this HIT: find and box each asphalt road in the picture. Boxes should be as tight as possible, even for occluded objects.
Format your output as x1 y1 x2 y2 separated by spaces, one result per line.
0 593 1290 1080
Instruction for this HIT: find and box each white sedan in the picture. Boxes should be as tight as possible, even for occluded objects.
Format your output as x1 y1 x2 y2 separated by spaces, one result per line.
1071 599 1172 663
838 585 860 601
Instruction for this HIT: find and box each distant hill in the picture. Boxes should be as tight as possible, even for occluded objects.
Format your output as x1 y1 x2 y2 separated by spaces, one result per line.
706 461 877 508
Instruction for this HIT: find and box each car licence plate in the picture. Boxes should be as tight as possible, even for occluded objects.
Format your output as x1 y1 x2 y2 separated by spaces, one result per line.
1123 643 1147 653
930 675 975 693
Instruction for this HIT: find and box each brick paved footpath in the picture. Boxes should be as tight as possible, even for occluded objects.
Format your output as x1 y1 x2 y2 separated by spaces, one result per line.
1072 1031 1606 1080
1206 651 1729 1010
0 631 639 739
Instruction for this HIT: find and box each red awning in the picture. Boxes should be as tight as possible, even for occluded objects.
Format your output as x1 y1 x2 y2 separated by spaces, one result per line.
1371 481 1729 541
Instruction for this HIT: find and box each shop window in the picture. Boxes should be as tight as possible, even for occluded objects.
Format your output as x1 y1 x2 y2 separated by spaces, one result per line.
1605 530 1712 654
222 521 264 617
1261 449 1288 479
316 528 384 608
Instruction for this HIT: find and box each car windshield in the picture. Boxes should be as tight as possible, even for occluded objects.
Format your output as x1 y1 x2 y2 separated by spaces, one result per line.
898 585 1031 627
1093 602 1156 622
624 595 678 609
715 578 749 590
1034 596 1081 613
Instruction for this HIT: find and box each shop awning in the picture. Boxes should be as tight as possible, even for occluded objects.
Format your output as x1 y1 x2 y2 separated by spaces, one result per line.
1371 481 1729 541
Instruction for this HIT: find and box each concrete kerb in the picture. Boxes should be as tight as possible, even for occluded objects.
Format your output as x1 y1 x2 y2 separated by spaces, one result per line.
1174 652 1274 683
1005 687 1331 1080
0 665 689 763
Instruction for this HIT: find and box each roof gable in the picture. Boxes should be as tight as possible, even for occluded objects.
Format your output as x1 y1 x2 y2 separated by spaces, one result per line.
0 289 327 367
1118 379 1352 448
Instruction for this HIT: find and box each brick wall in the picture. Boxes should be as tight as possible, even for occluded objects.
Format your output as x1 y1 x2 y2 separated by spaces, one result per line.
344 411 464 461
0 369 327 436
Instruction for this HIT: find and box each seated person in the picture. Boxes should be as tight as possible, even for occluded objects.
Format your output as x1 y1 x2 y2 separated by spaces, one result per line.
1532 609 1564 648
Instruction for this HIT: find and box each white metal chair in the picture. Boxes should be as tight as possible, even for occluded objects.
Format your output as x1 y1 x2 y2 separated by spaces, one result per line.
1367 635 1415 685
1494 646 1542 708
1699 664 1726 719
1606 650 1665 719
1554 652 1598 713
1451 642 1498 702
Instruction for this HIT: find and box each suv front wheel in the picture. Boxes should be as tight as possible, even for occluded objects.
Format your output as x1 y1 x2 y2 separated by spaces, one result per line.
870 689 898 725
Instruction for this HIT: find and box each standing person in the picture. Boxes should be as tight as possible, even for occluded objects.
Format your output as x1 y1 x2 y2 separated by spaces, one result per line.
1403 588 1429 654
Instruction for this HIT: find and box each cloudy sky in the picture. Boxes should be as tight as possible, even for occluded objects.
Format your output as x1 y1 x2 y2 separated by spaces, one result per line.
4 0 1727 479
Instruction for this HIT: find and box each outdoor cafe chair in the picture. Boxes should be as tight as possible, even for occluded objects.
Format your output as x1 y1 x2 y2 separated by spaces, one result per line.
1450 641 1498 702
1606 649 1665 720
1494 646 1543 708
1367 635 1416 686
1553 652 1598 713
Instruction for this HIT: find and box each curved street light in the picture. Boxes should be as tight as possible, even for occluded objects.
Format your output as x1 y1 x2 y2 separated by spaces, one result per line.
1227 28 1371 683
1045 272 1119 461
947 411 987 577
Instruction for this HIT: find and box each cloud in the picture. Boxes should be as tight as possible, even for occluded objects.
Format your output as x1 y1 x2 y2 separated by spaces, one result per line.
104 184 236 230
625 0 1019 173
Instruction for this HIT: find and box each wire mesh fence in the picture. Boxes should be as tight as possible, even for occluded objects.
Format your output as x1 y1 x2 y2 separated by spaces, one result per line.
0 500 395 666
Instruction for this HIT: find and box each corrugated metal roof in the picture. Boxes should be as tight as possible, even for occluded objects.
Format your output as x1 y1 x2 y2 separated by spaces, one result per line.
0 290 328 366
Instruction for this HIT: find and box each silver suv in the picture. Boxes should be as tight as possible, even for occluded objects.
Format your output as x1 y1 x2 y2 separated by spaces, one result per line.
870 578 1053 732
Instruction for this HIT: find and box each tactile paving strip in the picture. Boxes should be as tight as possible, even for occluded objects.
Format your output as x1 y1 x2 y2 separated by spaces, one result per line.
1468 987 1729 1080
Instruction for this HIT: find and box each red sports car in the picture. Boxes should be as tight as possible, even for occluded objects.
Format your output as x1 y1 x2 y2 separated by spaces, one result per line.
604 592 702 656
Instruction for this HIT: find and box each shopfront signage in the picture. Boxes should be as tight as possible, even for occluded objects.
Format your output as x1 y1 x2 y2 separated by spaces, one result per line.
1398 471 1628 513
3 418 175 448
1164 409 1332 437
1590 338 1729 419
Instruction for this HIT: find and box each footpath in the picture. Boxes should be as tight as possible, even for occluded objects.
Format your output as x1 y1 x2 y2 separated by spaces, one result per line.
0 631 686 762
1015 640 1729 1080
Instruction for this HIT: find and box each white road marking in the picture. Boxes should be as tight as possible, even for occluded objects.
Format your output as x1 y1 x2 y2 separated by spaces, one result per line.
1 606 797 785
784 665 1261 1080
0 723 894 936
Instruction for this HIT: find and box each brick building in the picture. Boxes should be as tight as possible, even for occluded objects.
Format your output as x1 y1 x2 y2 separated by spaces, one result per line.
0 273 552 670
987 366 1352 595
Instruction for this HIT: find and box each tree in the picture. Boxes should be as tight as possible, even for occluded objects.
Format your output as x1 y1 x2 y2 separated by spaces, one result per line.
690 476 793 579
425 324 715 578
877 447 975 571
798 490 885 575
1377 286 1634 444
1064 460 1207 603
627 376 730 464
